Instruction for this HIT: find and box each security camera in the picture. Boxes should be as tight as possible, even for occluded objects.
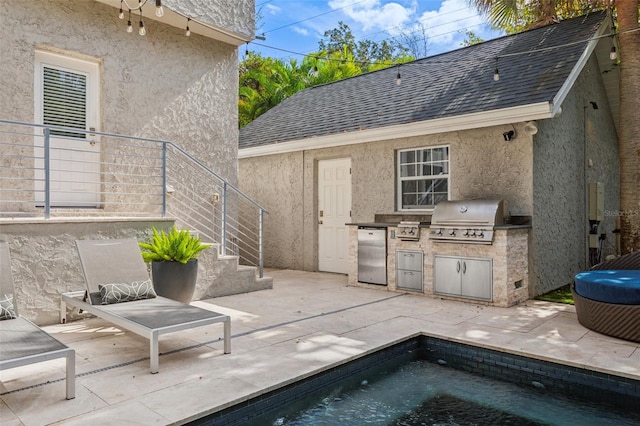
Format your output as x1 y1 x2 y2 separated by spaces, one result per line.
503 130 515 141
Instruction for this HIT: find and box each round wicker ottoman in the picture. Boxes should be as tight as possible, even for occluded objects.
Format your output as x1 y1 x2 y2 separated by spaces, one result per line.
572 270 640 343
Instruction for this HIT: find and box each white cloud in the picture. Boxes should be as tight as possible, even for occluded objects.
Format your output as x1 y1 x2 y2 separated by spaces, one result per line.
264 4 281 15
293 26 310 36
328 0 416 32
413 0 496 51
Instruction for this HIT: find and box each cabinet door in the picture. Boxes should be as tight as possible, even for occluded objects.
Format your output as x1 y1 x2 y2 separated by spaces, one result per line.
433 256 462 296
461 258 492 301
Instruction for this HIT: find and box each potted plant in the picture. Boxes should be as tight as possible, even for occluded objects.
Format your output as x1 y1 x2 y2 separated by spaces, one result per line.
139 226 212 303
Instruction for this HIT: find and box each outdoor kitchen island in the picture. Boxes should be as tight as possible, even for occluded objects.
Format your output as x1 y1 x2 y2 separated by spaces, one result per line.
347 202 532 307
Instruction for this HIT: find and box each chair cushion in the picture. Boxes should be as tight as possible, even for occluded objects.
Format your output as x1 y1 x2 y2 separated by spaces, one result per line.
98 279 157 305
574 270 640 305
0 294 17 320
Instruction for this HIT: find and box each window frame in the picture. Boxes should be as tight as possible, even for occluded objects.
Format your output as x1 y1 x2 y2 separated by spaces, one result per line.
396 145 450 212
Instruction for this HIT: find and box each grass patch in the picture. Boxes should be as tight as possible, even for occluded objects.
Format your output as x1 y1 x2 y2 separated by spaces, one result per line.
535 284 574 305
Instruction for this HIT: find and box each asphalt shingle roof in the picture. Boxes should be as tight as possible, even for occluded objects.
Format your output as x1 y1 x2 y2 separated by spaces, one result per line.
240 12 606 149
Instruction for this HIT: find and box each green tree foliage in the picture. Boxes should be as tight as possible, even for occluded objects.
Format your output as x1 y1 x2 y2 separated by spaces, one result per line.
239 22 412 128
461 30 485 47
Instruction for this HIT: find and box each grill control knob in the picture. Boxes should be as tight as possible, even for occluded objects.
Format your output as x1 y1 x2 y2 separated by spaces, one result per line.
436 229 443 236
471 230 476 237
449 229 456 236
463 230 469 237
478 231 484 238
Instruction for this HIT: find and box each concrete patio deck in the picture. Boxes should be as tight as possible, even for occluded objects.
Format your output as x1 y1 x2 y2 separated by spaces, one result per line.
1 269 639 425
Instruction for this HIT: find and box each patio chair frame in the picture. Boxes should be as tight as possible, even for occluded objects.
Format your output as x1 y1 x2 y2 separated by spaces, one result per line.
0 243 75 400
60 238 230 374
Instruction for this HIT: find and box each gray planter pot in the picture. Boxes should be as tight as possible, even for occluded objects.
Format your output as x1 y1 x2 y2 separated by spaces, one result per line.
151 259 198 304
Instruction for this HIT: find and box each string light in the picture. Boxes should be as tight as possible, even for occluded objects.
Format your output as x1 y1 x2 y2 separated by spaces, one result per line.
609 45 617 60
127 8 133 33
155 0 164 18
396 66 401 85
186 18 191 36
138 1 146 36
119 0 124 19
493 58 500 81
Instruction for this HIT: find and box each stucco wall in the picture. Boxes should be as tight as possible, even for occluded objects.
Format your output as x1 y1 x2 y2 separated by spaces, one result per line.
532 55 619 295
0 0 239 185
165 0 254 38
239 124 534 271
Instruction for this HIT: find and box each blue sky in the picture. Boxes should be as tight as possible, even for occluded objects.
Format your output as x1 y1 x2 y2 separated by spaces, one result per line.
248 0 504 61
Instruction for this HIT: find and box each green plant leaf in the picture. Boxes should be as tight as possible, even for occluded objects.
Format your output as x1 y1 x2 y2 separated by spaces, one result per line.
138 226 212 263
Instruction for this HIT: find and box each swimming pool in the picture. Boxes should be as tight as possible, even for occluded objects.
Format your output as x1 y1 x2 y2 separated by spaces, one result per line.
191 336 640 425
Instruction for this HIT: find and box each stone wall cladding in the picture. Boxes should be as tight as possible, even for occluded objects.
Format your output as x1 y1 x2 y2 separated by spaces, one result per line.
1 0 240 196
353 225 529 307
532 55 619 295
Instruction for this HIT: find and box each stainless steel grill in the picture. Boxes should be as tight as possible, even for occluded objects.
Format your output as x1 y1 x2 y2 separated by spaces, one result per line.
428 199 509 244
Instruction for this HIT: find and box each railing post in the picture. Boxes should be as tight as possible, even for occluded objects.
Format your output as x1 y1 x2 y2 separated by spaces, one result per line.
259 208 264 278
43 127 51 219
221 182 227 256
161 142 167 217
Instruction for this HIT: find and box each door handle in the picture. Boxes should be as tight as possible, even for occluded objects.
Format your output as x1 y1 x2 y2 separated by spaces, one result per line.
456 261 460 273
318 220 323 225
462 261 466 274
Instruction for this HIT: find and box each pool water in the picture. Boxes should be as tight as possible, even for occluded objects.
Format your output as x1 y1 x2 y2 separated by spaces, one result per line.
247 357 640 426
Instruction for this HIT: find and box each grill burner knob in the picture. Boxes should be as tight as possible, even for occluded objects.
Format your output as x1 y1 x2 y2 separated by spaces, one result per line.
436 229 443 236
478 231 484 238
471 230 476 237
449 230 456 236
463 230 469 237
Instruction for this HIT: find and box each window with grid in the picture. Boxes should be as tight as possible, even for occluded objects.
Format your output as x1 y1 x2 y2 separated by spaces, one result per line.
397 146 449 210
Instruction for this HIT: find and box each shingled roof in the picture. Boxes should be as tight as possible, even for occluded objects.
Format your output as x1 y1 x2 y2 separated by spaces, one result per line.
240 12 608 150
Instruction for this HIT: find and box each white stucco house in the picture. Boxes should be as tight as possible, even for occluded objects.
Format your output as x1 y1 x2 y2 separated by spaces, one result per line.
0 0 271 325
239 12 620 298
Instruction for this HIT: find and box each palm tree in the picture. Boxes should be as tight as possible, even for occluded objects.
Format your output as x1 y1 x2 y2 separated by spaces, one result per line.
470 0 640 254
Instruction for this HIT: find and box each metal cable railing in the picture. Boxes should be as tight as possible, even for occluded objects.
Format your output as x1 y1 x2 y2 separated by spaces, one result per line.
0 119 267 277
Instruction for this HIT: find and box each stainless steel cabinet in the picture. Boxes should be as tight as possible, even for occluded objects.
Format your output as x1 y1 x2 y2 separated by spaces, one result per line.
396 250 423 291
433 255 492 301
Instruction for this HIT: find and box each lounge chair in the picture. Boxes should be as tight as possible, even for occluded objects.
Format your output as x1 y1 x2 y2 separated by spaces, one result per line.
60 238 230 374
0 243 75 399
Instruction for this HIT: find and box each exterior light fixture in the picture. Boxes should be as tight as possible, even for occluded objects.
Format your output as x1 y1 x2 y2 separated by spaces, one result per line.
186 18 191 36
127 8 133 33
155 0 164 17
138 1 145 36
610 45 617 61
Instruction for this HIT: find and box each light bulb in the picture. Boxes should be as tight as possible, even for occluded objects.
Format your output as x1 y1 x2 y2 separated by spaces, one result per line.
396 71 401 85
493 68 500 81
139 21 146 36
155 0 164 17
127 20 133 33
313 66 319 77
119 8 124 19
186 26 191 36
610 46 617 61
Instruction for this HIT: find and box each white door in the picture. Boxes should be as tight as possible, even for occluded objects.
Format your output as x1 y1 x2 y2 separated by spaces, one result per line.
34 51 100 207
318 158 352 273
